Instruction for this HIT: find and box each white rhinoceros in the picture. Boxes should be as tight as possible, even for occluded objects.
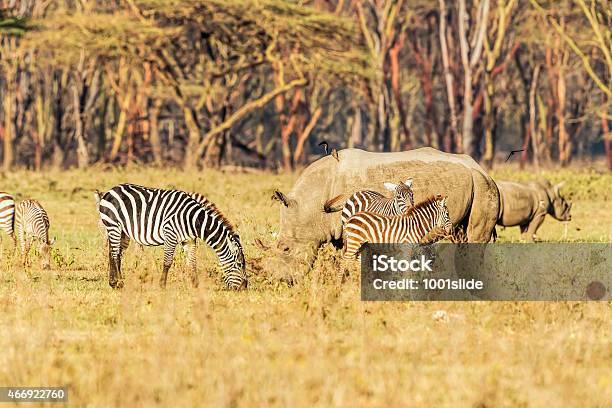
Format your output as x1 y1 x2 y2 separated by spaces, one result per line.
269 148 500 279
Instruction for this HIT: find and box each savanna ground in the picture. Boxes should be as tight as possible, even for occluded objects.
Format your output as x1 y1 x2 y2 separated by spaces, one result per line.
0 165 610 407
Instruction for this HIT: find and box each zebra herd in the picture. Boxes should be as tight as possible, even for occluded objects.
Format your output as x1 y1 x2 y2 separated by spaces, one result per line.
322 179 452 259
1 180 451 290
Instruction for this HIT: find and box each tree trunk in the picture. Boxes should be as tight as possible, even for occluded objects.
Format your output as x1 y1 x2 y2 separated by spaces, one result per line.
529 64 541 172
458 0 490 157
556 60 569 165
183 107 202 169
149 99 163 165
110 87 133 161
3 66 14 171
603 100 611 172
439 0 458 152
72 83 90 168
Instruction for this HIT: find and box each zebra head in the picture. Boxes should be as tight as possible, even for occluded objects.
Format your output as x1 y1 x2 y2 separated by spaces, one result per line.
434 196 453 234
384 178 414 212
222 233 247 290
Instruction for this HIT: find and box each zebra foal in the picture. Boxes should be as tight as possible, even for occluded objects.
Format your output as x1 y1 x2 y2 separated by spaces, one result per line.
15 199 53 269
98 184 247 289
324 179 414 226
343 195 452 259
0 192 16 247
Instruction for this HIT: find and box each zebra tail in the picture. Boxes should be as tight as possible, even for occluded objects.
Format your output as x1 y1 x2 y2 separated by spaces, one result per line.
94 189 103 207
323 194 346 213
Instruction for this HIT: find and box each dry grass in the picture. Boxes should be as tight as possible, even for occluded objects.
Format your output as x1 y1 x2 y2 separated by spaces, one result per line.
0 167 610 407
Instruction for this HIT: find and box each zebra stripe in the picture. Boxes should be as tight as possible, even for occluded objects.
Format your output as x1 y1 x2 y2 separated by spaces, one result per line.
0 192 15 245
15 199 52 269
99 184 246 289
343 195 452 259
340 179 414 226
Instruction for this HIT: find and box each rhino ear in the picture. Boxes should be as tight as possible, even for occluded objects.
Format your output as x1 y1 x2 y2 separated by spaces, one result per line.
404 178 413 188
383 182 397 191
272 190 296 208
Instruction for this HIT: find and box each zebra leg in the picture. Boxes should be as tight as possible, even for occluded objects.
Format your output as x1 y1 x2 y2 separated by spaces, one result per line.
160 239 178 288
183 239 198 288
107 228 124 289
8 232 16 256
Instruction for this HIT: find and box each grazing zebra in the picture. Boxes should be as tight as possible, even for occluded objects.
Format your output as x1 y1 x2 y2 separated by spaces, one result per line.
323 179 414 226
0 192 16 246
98 184 247 289
343 195 452 259
15 199 53 269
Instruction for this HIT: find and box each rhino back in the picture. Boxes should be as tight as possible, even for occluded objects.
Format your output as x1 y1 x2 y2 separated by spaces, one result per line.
497 181 540 226
280 148 495 244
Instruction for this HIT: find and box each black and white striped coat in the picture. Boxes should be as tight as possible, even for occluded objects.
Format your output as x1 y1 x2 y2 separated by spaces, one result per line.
324 179 414 226
15 199 53 269
0 192 15 246
98 184 246 289
343 195 452 259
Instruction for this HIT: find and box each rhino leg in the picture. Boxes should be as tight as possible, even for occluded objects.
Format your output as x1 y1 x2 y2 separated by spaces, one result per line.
465 171 499 243
526 212 546 242
520 224 534 243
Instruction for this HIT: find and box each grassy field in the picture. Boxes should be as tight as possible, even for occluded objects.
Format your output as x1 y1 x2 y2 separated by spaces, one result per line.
0 167 610 407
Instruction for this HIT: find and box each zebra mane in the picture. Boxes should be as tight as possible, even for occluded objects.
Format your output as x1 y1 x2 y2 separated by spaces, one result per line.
403 195 443 217
193 196 236 234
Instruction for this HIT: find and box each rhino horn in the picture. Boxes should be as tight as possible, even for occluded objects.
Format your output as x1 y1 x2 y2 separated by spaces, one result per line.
272 190 296 207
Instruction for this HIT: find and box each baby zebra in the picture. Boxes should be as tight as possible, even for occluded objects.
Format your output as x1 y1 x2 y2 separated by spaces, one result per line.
323 179 414 226
98 184 247 289
0 192 16 246
343 195 452 259
15 199 53 269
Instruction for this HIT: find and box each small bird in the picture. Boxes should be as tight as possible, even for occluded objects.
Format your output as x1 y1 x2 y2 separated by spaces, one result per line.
331 148 339 161
505 149 525 162
318 141 329 155
318 140 339 161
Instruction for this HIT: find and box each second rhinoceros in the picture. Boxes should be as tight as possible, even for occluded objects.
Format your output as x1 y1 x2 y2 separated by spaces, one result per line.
269 148 500 280
496 179 572 242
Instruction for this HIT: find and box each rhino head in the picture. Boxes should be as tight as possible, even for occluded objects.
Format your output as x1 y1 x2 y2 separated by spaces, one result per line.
548 182 572 221
269 190 324 281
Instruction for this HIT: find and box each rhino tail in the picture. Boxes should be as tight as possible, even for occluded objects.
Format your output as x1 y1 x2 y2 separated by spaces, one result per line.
323 194 346 213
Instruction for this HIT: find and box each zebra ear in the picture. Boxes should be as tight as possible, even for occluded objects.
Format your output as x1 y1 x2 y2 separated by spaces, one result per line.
404 178 413 188
272 190 296 208
383 182 397 191
440 197 447 207
50 236 56 245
